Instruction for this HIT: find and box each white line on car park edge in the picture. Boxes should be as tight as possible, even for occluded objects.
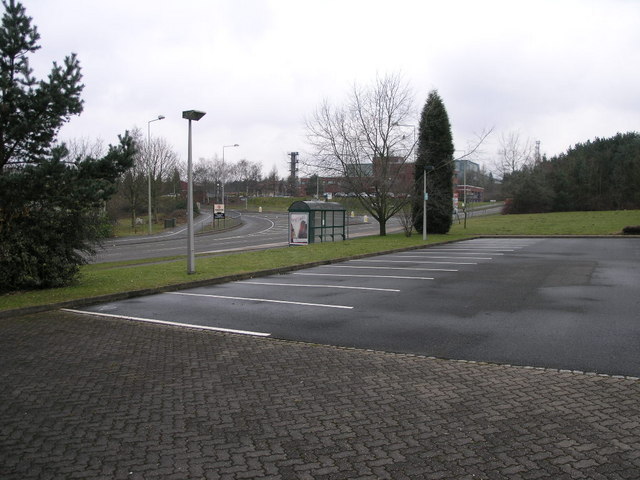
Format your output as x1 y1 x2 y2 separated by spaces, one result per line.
62 308 271 337
166 292 354 309
293 273 435 280
393 255 492 260
350 259 477 265
327 265 458 272
431 248 515 251
242 281 400 292
420 250 505 255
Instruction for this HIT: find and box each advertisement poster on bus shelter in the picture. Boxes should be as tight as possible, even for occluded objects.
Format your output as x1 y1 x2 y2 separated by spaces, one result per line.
289 212 309 245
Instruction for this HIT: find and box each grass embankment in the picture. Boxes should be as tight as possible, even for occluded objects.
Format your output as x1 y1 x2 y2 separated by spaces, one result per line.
1 209 637 313
450 209 639 236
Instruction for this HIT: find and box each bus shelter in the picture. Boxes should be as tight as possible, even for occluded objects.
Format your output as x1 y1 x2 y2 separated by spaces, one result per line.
288 201 346 245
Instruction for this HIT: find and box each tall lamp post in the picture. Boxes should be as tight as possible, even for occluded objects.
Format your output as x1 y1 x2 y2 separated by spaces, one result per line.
395 123 422 237
147 115 165 234
221 143 239 205
182 110 206 274
423 165 434 241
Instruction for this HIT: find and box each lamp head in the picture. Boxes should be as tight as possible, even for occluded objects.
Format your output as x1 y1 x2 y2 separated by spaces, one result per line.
182 110 206 121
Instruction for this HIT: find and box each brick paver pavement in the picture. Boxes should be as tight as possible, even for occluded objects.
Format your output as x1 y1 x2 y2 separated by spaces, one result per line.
1 310 639 479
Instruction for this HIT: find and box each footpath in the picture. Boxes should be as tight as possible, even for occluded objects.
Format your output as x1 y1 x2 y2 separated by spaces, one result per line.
1 308 638 479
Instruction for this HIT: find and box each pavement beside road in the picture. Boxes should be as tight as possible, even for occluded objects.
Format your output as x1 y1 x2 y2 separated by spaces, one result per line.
1 310 638 479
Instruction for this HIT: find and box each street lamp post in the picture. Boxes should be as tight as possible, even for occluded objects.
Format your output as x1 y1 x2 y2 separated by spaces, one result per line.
221 143 239 205
423 165 434 241
147 115 165 234
396 123 423 238
182 110 206 274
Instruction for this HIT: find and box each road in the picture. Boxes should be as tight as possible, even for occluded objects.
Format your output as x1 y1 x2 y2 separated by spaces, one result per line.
92 211 399 263
76 238 640 377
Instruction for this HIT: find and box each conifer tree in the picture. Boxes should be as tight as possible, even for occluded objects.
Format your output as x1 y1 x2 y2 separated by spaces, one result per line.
413 90 455 234
0 1 135 291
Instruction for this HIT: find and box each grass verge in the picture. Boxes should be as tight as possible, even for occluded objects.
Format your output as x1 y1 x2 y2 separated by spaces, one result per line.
450 209 640 235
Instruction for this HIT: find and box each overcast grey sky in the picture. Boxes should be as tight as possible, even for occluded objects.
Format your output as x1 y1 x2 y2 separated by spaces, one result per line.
24 0 640 177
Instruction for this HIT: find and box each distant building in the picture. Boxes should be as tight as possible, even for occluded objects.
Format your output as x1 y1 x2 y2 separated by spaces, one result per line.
453 159 484 203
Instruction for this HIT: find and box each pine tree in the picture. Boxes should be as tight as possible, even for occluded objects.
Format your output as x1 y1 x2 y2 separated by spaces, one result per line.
413 90 455 234
0 0 83 170
0 1 136 291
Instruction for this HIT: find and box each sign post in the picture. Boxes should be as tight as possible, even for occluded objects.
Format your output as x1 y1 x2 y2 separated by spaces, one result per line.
213 203 225 229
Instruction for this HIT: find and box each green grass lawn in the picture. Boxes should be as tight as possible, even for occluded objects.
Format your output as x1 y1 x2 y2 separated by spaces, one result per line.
1 209 638 314
451 209 640 235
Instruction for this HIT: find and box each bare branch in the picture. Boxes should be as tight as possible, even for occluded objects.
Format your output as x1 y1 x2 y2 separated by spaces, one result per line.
305 73 417 235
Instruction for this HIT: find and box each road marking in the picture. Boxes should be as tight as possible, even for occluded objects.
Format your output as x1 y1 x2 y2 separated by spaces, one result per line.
242 281 400 292
393 254 492 260
350 259 477 265
167 292 353 309
62 308 271 337
430 248 515 251
294 272 434 280
467 243 529 247
422 249 505 255
327 265 458 272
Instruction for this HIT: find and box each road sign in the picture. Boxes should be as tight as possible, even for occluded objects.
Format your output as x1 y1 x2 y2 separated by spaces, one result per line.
214 203 225 219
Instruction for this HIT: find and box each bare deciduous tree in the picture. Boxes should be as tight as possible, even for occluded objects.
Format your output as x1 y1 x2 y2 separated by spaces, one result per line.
115 129 147 228
193 157 216 203
139 137 179 219
494 130 533 179
234 158 262 196
64 137 106 161
305 72 417 235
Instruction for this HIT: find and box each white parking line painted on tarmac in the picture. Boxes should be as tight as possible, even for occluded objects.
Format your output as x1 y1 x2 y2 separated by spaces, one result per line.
242 281 400 292
422 250 505 255
167 292 353 309
394 254 493 260
294 272 435 280
350 259 477 265
62 308 271 337
327 265 458 272
431 248 515 251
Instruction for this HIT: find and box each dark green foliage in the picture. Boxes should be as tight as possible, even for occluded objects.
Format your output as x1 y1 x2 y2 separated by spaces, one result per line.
502 167 554 214
0 0 83 170
0 136 136 290
0 1 135 291
504 132 640 213
413 91 454 234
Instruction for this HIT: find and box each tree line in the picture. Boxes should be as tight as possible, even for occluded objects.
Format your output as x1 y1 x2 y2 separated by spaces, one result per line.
503 132 640 213
106 130 271 230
